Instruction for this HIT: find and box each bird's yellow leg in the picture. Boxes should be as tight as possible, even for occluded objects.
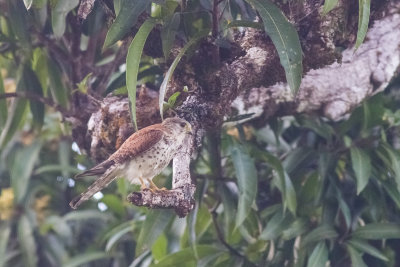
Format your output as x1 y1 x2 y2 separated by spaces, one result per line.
148 179 167 191
139 177 146 190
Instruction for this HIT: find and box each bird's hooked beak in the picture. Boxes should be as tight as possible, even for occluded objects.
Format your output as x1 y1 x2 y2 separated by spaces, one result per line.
185 123 193 135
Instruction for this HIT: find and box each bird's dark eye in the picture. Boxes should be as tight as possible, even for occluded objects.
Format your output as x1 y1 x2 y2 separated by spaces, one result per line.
180 122 186 128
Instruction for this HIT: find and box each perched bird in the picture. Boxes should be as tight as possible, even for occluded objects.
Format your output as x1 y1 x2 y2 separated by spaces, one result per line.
70 117 192 209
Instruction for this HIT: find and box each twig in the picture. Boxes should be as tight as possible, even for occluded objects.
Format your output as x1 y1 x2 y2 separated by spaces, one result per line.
0 92 72 117
99 0 115 20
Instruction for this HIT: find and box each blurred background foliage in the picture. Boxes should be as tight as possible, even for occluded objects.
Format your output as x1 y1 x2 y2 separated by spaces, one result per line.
1 0 400 266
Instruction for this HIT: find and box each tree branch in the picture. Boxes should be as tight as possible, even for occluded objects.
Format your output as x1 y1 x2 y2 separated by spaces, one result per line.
0 92 72 117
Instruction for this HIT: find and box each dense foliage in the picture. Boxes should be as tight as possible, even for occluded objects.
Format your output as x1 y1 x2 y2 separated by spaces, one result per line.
1 0 400 266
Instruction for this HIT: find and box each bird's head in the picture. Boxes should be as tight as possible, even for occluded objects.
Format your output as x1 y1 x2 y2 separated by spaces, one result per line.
162 117 192 138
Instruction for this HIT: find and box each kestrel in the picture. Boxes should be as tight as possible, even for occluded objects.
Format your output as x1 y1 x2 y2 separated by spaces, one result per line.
70 117 192 209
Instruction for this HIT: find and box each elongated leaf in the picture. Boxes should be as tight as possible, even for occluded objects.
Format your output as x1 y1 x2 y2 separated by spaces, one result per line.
63 210 114 222
302 225 338 247
230 141 258 227
347 239 388 261
106 223 134 251
136 210 174 255
51 0 79 38
377 143 400 191
32 48 49 94
9 0 31 49
346 245 367 267
47 57 68 108
245 0 302 94
18 215 38 267
322 0 339 15
126 19 156 130
152 245 223 266
161 13 181 59
0 224 11 267
350 147 371 194
151 233 168 261
159 30 209 120
0 74 7 129
260 210 292 240
307 242 328 267
11 142 42 203
103 0 150 48
355 0 370 50
352 223 400 240
0 98 28 148
23 66 45 130
64 252 111 267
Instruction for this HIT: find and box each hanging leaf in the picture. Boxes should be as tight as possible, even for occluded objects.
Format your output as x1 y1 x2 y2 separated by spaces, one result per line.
11 142 42 204
64 252 111 267
126 19 156 130
51 0 79 38
245 0 303 94
322 0 339 15
346 239 389 261
350 147 371 194
22 66 45 130
18 215 38 267
307 242 328 267
346 244 367 267
355 0 370 50
0 98 28 148
47 57 68 108
302 225 338 247
230 141 258 227
135 210 174 255
103 0 150 48
0 225 11 267
351 223 400 240
159 30 209 120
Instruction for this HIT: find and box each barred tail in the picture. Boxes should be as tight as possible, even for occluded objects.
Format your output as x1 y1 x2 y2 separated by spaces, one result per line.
69 174 116 209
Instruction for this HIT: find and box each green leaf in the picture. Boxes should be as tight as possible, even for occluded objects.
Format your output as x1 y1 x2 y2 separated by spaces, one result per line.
245 0 302 94
34 164 80 175
151 233 168 261
346 239 389 261
322 0 339 15
346 245 367 267
377 143 400 192
0 98 28 148
0 74 7 130
260 210 292 240
11 142 42 204
63 210 114 222
64 252 111 267
352 223 400 240
105 223 135 251
126 19 156 130
302 225 338 247
103 0 150 48
0 224 11 267
76 73 92 94
282 218 308 240
18 215 38 267
47 57 68 108
136 210 174 255
101 194 125 217
23 66 45 130
151 245 223 266
350 147 371 194
51 0 79 38
230 141 258 227
307 242 328 267
161 13 181 59
9 0 31 50
159 30 209 120
23 0 33 10
32 48 49 95
355 0 370 50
